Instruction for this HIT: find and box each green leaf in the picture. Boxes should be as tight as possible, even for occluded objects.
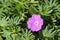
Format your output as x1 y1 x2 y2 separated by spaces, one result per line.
0 36 3 40
42 25 56 38
21 29 35 40
13 0 19 2
2 30 11 37
8 17 21 26
29 6 38 13
6 35 12 40
58 37 60 40
0 17 9 27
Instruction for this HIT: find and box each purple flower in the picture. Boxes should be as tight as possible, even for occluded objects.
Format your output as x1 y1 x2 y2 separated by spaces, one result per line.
27 14 43 32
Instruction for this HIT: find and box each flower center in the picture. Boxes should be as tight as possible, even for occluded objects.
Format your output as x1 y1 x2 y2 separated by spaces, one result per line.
34 21 39 26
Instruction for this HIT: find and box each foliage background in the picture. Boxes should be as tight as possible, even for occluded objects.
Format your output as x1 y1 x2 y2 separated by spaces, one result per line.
0 0 60 40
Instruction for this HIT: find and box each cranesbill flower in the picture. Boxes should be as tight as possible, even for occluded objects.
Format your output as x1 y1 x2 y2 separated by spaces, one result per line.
27 14 43 32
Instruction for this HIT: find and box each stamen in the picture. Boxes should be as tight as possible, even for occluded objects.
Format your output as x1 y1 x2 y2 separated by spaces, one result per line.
34 21 39 26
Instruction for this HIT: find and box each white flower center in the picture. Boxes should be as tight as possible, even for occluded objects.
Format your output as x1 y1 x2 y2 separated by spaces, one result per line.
34 21 39 26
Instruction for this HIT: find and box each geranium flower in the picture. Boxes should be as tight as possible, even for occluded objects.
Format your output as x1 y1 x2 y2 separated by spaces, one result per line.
27 14 43 32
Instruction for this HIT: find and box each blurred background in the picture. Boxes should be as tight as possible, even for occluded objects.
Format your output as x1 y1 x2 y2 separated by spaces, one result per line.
0 0 60 40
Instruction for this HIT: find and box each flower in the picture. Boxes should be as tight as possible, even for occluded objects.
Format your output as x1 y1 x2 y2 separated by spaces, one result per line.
27 14 43 32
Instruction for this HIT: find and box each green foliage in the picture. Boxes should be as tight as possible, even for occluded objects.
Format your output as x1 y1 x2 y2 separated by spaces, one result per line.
20 29 35 40
0 17 9 27
42 26 55 38
1 29 34 40
0 36 3 40
42 25 56 40
0 0 60 40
